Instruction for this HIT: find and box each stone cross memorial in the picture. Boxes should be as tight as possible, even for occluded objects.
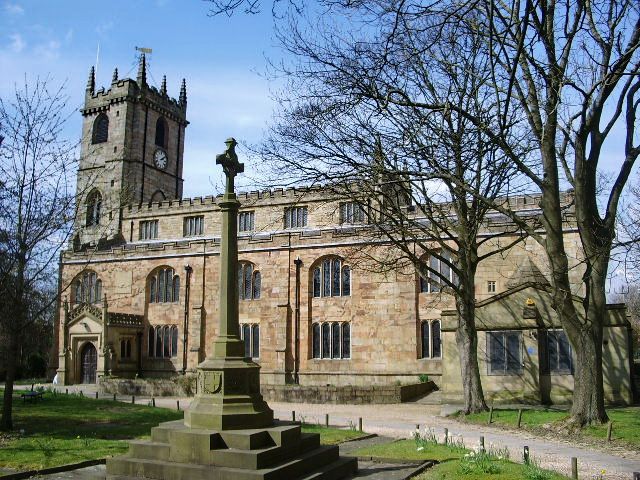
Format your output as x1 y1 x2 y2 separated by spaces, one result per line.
106 139 357 479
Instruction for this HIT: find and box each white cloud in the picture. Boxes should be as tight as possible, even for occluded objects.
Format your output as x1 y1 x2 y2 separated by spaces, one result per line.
95 21 114 37
34 40 61 60
4 2 24 15
8 33 25 53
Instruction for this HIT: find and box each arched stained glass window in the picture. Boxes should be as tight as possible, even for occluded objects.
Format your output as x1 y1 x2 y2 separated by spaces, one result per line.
92 113 109 144
313 257 352 298
148 325 179 358
148 267 179 303
73 271 102 305
238 262 261 300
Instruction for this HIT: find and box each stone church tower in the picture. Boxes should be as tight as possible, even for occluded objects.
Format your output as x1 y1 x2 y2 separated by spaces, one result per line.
73 54 188 247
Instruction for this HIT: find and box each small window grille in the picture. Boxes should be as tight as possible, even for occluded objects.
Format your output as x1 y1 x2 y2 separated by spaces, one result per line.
239 211 255 232
284 206 308 228
184 216 204 237
487 281 496 293
140 220 159 240
340 202 366 224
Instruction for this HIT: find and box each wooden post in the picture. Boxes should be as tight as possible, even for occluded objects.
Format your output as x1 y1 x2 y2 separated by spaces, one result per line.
325 414 329 427
479 436 485 451
523 446 529 464
292 410 296 422
416 423 420 431
177 400 180 411
571 457 578 479
152 397 156 407
131 395 135 404
632 472 639 480
80 391 83 397
113 393 116 401
358 417 363 432
95 391 98 399
65 388 68 395
607 422 612 442
517 409 523 429
444 428 448 444
488 406 494 425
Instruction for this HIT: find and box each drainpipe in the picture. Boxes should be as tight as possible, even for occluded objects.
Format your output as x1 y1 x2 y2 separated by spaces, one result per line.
183 264 192 374
294 256 302 384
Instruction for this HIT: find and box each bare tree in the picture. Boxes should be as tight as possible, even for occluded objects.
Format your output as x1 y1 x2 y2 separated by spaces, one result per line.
0 78 77 430
255 12 531 414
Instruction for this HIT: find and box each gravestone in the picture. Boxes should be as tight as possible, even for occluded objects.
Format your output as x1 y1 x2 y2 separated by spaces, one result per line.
106 139 357 479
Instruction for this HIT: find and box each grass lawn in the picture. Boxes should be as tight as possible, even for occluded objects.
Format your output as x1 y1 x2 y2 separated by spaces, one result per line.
352 438 571 480
299 423 369 445
0 389 183 471
0 388 369 471
457 407 640 450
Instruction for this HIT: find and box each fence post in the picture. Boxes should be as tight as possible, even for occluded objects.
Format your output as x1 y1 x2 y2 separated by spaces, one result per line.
517 409 523 429
479 436 485 452
571 457 578 479
444 428 449 445
358 417 363 432
292 410 296 422
95 392 99 399
113 393 116 402
65 388 68 395
523 446 529 464
607 422 613 442
488 406 494 425
632 472 639 480
326 414 329 427
177 400 180 411
152 397 156 407
131 395 135 404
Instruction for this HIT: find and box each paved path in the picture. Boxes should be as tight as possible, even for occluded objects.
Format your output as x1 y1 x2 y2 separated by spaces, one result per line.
47 385 640 479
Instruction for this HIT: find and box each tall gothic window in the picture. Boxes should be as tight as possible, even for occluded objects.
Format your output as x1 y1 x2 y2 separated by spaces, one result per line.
241 323 260 358
312 257 351 298
85 190 102 227
92 113 109 144
148 325 178 358
420 320 442 358
419 250 457 293
120 339 132 359
155 117 167 148
312 322 351 359
149 267 180 303
238 262 261 300
488 331 522 375
73 271 102 304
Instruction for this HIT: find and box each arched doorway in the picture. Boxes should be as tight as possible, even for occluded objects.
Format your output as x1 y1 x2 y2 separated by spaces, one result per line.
80 342 97 384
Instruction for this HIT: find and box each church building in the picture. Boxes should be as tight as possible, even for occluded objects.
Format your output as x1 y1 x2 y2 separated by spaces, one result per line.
53 57 635 406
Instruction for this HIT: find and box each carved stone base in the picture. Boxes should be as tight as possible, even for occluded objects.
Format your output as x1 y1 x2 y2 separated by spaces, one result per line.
183 356 273 430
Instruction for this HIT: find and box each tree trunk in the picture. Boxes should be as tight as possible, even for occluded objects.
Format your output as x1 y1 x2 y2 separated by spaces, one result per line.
569 324 607 425
1 331 18 431
456 248 488 414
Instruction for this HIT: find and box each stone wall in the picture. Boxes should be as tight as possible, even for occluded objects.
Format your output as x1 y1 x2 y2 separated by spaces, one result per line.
99 376 196 397
260 381 437 404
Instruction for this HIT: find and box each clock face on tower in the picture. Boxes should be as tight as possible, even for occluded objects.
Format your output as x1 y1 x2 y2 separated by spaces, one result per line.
154 149 168 169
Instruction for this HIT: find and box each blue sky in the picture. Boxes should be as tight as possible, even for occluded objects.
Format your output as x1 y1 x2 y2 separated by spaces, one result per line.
0 0 278 196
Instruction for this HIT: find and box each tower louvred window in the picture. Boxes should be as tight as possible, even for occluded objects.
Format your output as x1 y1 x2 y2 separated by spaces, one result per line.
92 113 109 144
155 117 167 148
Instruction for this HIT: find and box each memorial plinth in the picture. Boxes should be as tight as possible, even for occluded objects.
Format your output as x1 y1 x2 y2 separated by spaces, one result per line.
106 139 357 480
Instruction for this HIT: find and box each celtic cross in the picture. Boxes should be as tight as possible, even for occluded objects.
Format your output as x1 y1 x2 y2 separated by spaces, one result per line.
216 137 244 194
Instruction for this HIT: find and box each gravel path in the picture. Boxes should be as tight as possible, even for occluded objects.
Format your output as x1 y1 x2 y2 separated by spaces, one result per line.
48 385 640 480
